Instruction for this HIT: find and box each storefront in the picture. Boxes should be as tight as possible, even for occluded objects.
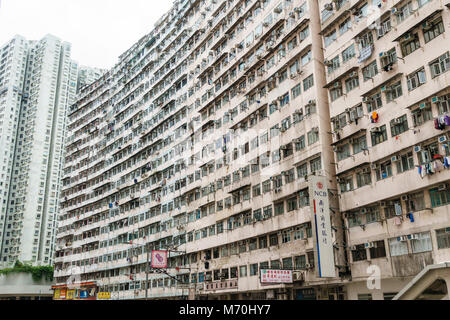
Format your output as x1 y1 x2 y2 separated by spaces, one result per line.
52 282 98 301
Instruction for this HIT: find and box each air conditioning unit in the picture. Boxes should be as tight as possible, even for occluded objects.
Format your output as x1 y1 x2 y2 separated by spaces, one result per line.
361 208 367 214
349 71 358 78
397 236 407 242
324 3 333 11
401 195 408 201
349 245 357 251
380 201 387 207
408 234 419 240
305 263 313 269
391 155 400 162
438 184 448 191
414 146 421 153
370 127 381 133
439 135 447 143
324 60 333 67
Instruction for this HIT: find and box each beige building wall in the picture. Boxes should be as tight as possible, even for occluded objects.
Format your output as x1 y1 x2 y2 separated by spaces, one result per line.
319 0 450 299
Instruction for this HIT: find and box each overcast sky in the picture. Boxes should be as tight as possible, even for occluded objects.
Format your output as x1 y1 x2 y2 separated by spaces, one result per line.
0 0 173 69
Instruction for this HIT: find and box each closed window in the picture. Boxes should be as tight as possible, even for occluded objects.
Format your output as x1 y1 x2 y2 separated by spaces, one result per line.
411 232 432 253
388 237 408 257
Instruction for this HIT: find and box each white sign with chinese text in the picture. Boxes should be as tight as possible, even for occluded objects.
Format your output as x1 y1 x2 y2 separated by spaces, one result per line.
260 269 293 284
309 175 336 278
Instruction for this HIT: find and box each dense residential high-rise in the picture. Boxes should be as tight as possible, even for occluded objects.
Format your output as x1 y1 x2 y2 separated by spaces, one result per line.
76 65 106 93
0 34 79 267
320 0 450 300
53 0 450 301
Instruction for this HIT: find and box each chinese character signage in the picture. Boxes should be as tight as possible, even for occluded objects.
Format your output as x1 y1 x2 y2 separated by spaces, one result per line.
98 292 111 300
260 269 293 284
151 250 168 268
309 175 336 278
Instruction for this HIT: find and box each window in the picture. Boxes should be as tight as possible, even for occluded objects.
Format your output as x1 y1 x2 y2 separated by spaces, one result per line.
303 75 314 91
401 34 420 57
342 44 356 63
411 232 432 253
358 294 373 300
389 237 408 257
239 265 247 277
371 125 388 146
348 212 362 228
385 81 402 102
407 68 426 91
345 75 359 92
327 56 340 74
250 264 258 276
337 144 351 161
310 157 322 173
436 228 450 249
375 160 392 181
269 233 278 246
363 61 378 81
429 52 450 78
423 17 445 43
301 50 312 65
396 152 414 174
352 136 367 155
294 255 306 269
295 135 306 151
287 197 297 212
437 94 450 115
339 18 352 35
390 115 408 137
369 240 386 259
396 1 413 23
405 192 425 212
351 244 367 262
412 104 433 127
297 163 308 178
274 202 284 216
307 128 319 145
339 176 353 193
291 83 301 99
330 85 343 101
282 257 293 270
282 230 291 243
356 170 371 188
380 48 397 71
377 17 392 38
429 187 450 208
259 236 267 249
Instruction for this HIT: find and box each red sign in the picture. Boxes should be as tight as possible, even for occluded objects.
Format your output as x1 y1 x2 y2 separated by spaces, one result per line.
151 250 168 268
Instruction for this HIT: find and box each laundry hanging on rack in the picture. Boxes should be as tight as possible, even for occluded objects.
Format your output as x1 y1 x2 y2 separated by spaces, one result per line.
435 118 445 130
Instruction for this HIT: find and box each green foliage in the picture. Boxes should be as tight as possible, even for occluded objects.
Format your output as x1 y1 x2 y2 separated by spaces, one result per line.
0 261 53 282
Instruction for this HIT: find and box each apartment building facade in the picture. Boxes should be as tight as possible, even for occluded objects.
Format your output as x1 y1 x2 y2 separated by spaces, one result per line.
53 0 450 301
54 0 352 300
319 0 450 299
0 34 78 267
76 65 106 93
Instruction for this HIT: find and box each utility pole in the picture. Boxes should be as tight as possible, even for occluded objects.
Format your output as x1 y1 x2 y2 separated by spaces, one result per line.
145 242 151 300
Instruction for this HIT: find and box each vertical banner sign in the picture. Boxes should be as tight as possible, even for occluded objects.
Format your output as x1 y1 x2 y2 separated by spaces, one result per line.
309 175 336 278
151 250 168 268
